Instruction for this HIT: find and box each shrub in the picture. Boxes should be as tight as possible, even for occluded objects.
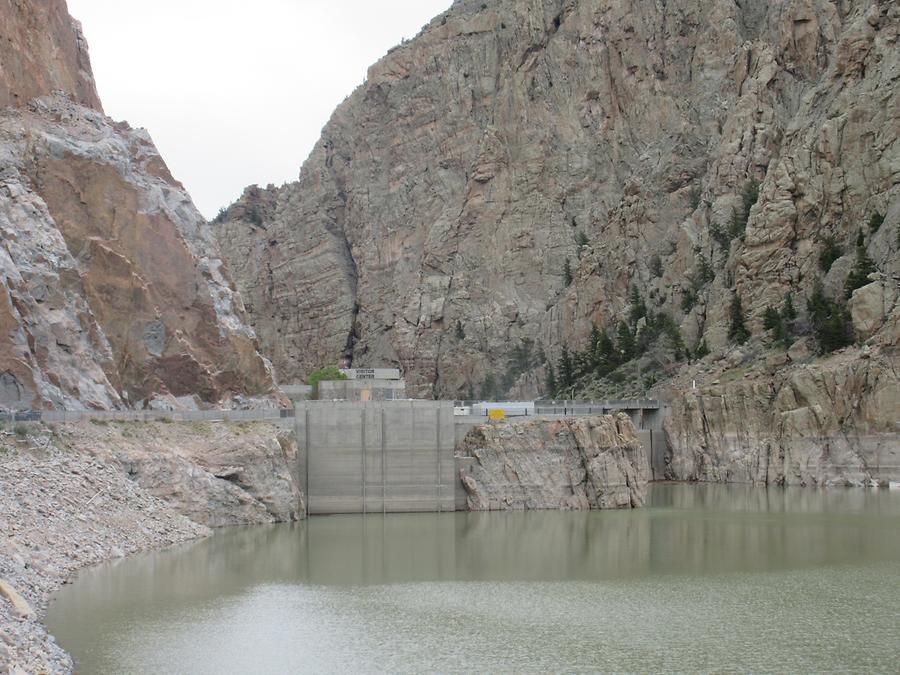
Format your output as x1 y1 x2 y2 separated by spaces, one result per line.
818 235 844 272
650 254 663 278
455 320 465 340
575 231 589 255
844 237 876 299
807 283 854 353
307 366 348 398
728 294 750 344
545 364 557 397
869 212 884 233
695 339 710 359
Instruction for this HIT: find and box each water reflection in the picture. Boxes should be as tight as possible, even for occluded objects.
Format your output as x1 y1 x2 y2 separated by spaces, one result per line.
49 484 900 628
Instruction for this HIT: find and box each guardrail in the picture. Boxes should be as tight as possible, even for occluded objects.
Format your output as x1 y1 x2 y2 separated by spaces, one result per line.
0 409 294 424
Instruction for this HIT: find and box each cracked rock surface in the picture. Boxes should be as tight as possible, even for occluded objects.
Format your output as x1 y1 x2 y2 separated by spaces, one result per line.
458 414 648 510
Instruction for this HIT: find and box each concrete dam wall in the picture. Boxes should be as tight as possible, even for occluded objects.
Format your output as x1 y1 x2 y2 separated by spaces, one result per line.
294 401 457 515
293 400 670 515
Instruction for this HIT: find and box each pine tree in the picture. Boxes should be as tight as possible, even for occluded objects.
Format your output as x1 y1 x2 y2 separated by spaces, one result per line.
728 294 750 344
596 330 617 375
845 235 876 298
629 286 647 326
563 258 573 286
782 292 797 321
558 346 574 390
616 321 635 362
807 283 854 353
545 364 557 397
455 320 465 340
575 231 589 257
588 323 602 369
695 339 710 359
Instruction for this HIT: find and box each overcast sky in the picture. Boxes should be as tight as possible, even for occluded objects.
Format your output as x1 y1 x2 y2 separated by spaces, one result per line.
66 0 451 218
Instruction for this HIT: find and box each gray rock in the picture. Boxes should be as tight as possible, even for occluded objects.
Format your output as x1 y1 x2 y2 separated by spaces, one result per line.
458 414 648 510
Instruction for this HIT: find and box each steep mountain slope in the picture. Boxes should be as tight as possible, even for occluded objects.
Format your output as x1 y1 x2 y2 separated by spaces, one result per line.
0 0 275 409
217 0 898 399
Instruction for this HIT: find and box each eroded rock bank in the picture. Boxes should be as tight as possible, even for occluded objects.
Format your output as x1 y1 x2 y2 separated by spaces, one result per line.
458 414 648 510
0 421 305 673
664 350 900 487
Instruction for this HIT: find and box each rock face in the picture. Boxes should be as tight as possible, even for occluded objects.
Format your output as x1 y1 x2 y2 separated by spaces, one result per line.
0 0 276 410
0 0 102 110
664 351 899 486
458 414 648 509
58 421 306 526
217 0 900 398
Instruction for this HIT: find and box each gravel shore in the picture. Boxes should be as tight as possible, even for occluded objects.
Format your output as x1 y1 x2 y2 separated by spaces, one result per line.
0 427 212 674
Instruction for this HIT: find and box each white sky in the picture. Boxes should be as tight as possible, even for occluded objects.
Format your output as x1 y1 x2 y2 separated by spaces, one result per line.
66 0 452 218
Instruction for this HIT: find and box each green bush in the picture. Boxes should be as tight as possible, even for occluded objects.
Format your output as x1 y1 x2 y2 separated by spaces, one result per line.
844 236 876 298
807 283 854 353
728 294 750 344
563 257 573 286
307 366 348 398
818 235 844 272
869 212 884 233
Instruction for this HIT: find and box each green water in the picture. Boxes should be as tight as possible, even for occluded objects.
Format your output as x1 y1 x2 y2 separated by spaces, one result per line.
47 484 900 674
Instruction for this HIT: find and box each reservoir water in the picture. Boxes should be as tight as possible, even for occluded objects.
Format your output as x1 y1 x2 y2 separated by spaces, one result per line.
47 484 900 674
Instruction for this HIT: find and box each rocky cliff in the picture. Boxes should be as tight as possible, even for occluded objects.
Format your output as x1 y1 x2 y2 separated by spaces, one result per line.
0 0 276 410
458 414 648 509
664 349 899 486
216 0 899 399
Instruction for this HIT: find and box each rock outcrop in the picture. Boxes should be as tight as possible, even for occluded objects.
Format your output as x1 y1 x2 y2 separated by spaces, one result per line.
0 0 276 411
216 0 900 399
664 350 899 486
0 420 307 673
458 414 648 509
0 0 102 111
57 421 306 526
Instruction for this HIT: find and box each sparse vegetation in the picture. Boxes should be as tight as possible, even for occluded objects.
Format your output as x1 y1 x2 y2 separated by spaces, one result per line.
563 257 573 286
868 212 884 233
306 366 348 398
728 294 750 344
844 231 876 298
762 294 797 348
650 254 663 278
455 320 466 340
695 339 710 359
575 231 589 257
807 283 854 353
818 234 844 272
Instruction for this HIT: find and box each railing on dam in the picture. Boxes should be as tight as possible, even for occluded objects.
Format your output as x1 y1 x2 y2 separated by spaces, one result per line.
0 408 291 424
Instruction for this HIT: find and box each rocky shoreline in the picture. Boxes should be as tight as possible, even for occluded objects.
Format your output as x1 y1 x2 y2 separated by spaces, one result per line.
0 421 305 674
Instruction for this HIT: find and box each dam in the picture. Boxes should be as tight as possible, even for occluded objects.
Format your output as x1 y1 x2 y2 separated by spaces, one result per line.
292 399 670 515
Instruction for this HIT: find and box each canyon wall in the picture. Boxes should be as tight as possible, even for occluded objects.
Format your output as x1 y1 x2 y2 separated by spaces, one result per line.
458 414 648 509
664 350 899 486
217 0 899 398
0 0 276 410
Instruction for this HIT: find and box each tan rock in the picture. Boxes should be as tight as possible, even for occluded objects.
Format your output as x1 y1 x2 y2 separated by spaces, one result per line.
849 276 898 340
0 579 35 619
